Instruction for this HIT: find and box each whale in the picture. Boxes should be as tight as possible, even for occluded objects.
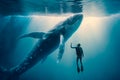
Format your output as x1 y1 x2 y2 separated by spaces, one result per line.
0 14 83 80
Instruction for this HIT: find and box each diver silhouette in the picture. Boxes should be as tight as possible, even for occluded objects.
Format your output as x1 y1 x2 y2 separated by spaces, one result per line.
71 43 84 73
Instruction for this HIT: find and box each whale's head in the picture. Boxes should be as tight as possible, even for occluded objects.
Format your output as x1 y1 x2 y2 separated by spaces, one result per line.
61 14 83 41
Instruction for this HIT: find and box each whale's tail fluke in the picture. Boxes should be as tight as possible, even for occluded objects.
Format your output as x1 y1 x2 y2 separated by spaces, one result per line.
0 66 19 80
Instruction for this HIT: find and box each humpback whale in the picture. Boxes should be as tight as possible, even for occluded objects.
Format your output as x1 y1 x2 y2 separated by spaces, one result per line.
0 14 83 80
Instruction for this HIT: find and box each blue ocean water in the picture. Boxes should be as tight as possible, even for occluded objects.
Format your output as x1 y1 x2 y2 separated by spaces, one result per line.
0 0 120 80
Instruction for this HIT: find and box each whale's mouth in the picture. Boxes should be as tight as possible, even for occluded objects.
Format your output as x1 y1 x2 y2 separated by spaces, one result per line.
63 14 83 38
67 14 83 25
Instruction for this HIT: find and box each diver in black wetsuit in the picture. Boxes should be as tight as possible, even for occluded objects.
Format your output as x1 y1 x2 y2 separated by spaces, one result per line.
71 43 84 73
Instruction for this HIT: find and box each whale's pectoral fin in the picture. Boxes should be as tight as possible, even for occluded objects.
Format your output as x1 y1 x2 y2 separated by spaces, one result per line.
18 32 45 39
57 34 65 63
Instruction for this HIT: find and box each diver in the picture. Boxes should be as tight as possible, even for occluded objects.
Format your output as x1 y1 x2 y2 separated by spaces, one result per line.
71 43 84 73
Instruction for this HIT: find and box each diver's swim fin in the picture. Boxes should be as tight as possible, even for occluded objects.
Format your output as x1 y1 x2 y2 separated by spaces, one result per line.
81 65 84 72
0 66 19 80
77 66 80 73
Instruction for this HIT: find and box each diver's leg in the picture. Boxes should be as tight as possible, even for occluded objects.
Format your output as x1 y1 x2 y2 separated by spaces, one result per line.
76 57 80 73
80 57 83 72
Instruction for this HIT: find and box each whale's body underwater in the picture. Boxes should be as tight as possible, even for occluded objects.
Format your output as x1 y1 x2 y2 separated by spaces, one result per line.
0 14 83 80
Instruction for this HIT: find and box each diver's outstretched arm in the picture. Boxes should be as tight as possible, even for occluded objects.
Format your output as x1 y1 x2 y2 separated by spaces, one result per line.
70 43 76 48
